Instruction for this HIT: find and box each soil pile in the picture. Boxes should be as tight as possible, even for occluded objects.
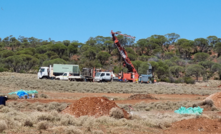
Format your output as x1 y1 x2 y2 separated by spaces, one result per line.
127 94 157 100
61 97 129 118
205 92 221 108
164 118 221 134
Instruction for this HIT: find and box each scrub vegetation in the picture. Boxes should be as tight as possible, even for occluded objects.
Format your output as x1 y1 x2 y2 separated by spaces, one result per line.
1 34 221 84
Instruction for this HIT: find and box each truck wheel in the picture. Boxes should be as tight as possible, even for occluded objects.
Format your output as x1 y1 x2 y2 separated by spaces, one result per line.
56 78 60 80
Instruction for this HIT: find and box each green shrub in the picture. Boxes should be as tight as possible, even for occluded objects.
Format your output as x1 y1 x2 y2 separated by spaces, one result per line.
174 78 184 83
19 70 26 73
184 77 195 84
161 78 170 82
0 67 4 72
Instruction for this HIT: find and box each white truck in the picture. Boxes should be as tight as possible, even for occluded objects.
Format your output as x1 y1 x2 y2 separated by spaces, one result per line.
55 72 85 81
94 72 115 82
38 65 55 79
38 64 80 79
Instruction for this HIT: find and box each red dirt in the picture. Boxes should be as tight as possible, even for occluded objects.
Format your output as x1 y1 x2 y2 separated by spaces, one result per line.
205 92 221 108
127 94 157 100
61 97 129 118
165 118 221 134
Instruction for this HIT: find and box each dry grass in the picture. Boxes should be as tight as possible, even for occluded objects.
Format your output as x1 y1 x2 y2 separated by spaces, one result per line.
7 101 68 112
0 72 219 95
65 126 83 134
0 105 203 133
0 72 220 133
119 100 200 112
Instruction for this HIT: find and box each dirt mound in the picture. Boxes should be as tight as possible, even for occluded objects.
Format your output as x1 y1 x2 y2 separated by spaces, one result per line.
61 97 129 118
127 94 157 100
165 118 221 134
205 92 221 108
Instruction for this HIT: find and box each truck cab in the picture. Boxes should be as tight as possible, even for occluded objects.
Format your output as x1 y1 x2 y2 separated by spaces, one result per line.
94 72 113 82
38 67 49 79
138 63 153 83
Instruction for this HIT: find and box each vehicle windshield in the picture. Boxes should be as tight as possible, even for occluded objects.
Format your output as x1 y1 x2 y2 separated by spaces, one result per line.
39 68 45 72
95 72 101 77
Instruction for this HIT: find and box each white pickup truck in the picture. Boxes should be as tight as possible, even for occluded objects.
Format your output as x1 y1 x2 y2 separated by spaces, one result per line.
94 72 115 82
55 72 85 81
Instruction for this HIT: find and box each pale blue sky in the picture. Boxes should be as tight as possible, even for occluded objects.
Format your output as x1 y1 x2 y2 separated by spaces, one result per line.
0 0 221 43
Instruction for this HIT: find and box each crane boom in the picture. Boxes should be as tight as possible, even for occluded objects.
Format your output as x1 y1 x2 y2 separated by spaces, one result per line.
111 30 139 82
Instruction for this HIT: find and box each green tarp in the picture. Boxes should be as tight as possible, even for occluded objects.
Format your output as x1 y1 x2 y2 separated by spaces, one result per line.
8 90 38 95
175 106 203 115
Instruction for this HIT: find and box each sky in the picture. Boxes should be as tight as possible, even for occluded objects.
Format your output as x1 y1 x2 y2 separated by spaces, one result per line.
0 0 221 43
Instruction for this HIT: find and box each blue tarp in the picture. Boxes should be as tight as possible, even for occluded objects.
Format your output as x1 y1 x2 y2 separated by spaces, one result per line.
16 91 29 98
8 90 38 95
174 106 203 115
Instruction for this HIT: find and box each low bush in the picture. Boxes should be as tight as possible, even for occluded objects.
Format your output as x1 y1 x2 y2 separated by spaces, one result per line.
65 126 83 134
109 107 124 119
184 77 195 84
92 130 104 134
40 94 48 98
203 100 214 107
37 121 48 130
0 120 7 132
24 120 33 127
0 67 4 72
37 113 54 121
37 105 44 111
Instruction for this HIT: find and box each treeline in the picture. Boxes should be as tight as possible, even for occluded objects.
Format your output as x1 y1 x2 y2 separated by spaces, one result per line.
1 33 221 83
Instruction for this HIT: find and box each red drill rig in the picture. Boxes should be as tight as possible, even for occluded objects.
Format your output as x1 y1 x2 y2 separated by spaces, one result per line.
111 30 139 82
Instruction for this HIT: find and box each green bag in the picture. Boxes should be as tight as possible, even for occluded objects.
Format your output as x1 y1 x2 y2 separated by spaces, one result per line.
174 106 203 115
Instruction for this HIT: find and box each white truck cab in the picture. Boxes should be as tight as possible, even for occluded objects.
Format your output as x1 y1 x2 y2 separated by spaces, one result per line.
38 67 49 79
38 65 54 79
94 72 114 82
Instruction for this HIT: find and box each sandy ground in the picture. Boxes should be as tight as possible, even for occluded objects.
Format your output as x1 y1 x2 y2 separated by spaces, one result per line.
1 72 221 133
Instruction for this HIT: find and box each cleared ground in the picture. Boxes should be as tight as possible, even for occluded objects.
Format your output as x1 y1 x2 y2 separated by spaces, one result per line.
0 72 221 133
